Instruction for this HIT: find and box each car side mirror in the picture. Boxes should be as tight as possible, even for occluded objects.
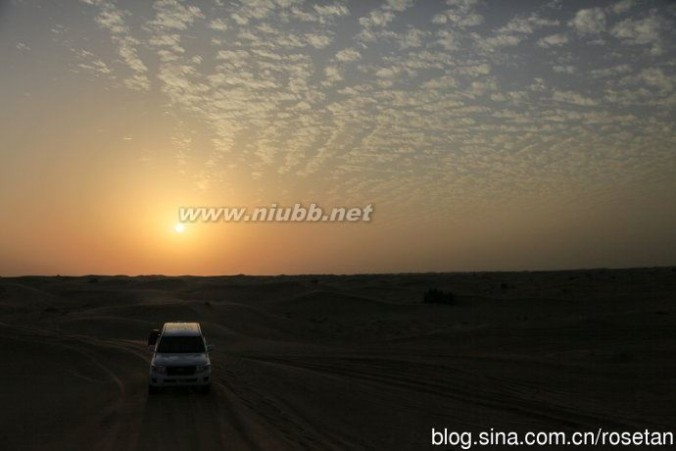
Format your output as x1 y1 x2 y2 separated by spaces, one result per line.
147 329 160 347
207 344 215 352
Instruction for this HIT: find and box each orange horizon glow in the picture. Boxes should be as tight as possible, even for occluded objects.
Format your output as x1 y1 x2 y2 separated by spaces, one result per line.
1 1 675 276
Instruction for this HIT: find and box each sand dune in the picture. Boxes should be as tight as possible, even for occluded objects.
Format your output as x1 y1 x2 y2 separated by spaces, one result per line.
1 268 675 450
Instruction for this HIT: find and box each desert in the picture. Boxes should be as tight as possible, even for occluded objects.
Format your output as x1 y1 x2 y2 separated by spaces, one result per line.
1 267 675 450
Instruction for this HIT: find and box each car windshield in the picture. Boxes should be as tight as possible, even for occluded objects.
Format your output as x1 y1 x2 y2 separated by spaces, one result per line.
156 336 205 353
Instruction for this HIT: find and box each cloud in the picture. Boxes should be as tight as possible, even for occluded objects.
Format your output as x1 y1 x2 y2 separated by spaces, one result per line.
208 18 228 31
385 0 415 12
86 2 150 90
570 8 606 34
146 1 203 64
313 4 350 21
335 48 361 62
611 14 664 54
483 34 523 48
552 90 598 106
399 27 427 49
63 0 673 210
148 33 184 53
482 13 558 49
502 15 558 34
359 9 395 28
553 65 575 74
94 5 128 34
306 33 332 49
457 63 491 77
610 0 634 15
356 0 418 45
324 65 343 83
638 68 673 92
375 67 400 78
148 0 204 30
469 79 497 96
436 29 459 50
590 64 631 78
611 15 660 43
74 49 112 76
433 0 483 29
537 33 568 48
421 75 457 90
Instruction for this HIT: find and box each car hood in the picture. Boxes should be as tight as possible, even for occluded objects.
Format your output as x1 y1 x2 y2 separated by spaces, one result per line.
152 353 209 366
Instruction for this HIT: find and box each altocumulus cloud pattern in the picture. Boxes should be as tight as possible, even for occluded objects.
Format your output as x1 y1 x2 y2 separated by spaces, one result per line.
40 0 676 216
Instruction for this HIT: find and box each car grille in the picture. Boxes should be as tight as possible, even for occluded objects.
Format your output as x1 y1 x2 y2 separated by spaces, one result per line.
166 365 196 376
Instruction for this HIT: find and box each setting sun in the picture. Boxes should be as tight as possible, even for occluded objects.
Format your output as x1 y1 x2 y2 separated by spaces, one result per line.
1 0 674 276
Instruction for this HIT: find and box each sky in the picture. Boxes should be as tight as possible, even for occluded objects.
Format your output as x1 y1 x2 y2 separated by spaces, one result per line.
0 0 675 276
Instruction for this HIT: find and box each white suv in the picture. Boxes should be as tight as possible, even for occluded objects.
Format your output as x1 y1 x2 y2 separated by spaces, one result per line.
147 322 213 394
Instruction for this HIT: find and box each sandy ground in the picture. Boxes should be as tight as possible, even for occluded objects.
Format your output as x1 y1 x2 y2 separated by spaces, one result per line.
1 268 675 450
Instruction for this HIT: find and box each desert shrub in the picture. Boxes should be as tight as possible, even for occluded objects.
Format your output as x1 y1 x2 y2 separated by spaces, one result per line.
423 288 455 305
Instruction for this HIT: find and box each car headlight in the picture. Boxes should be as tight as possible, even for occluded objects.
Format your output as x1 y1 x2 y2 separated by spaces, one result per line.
152 365 167 374
196 364 211 373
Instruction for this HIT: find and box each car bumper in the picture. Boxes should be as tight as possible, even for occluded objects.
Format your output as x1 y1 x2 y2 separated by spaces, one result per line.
149 372 211 387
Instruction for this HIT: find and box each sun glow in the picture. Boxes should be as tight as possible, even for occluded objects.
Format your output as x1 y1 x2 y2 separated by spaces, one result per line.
174 223 186 233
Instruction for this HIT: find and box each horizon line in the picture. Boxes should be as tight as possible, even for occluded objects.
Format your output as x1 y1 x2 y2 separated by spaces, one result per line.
3 264 675 279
